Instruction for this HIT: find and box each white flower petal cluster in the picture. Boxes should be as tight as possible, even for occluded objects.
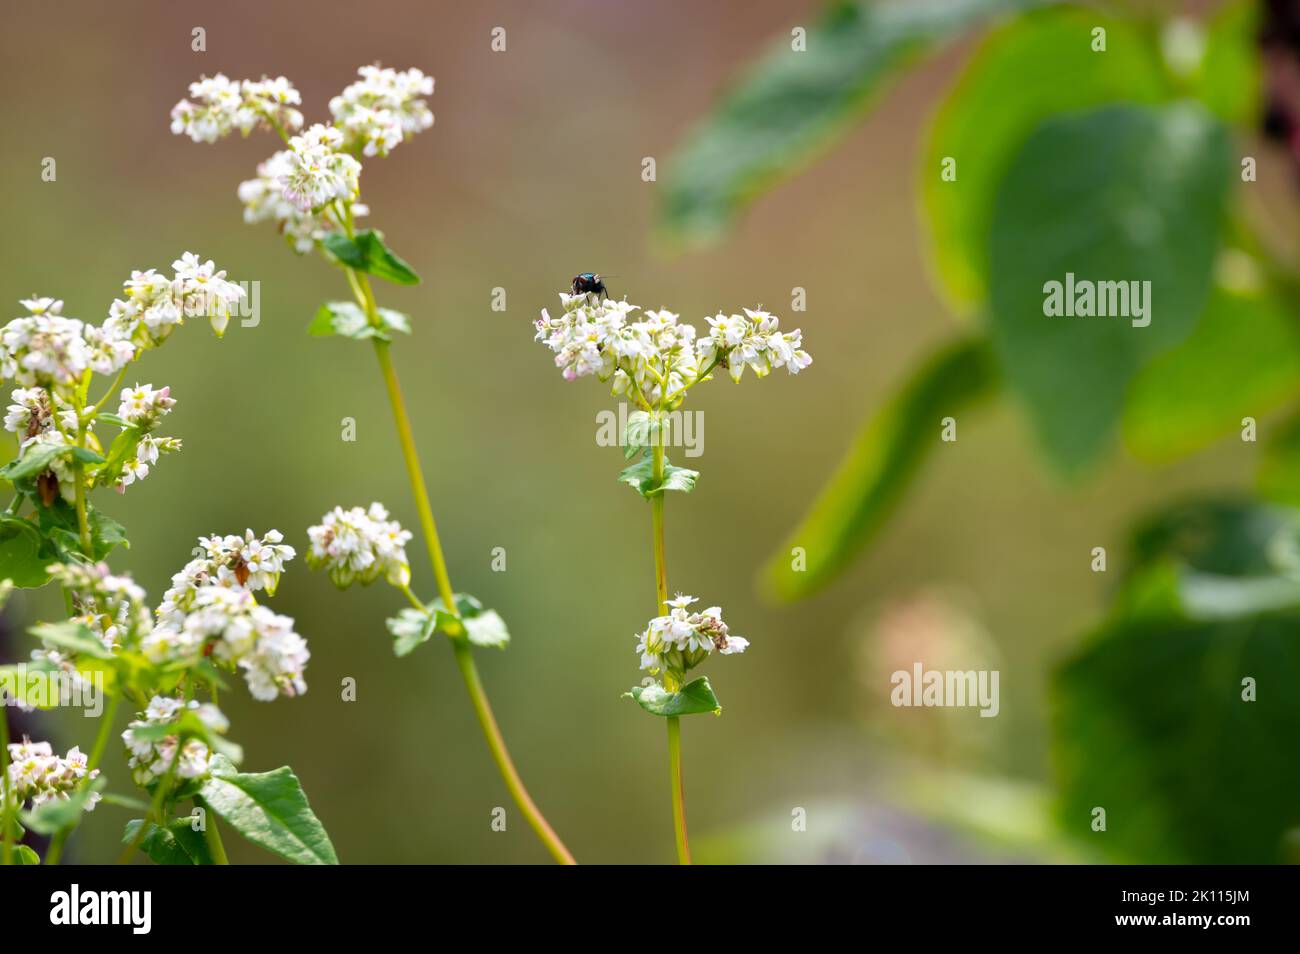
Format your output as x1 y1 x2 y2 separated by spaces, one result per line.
116 383 175 430
1 298 101 387
145 585 309 701
170 73 304 143
121 696 230 786
698 308 812 381
329 65 434 156
535 293 811 405
634 595 748 678
108 253 245 343
306 502 413 588
238 151 369 254
279 124 362 213
159 529 296 617
5 739 100 812
47 562 152 650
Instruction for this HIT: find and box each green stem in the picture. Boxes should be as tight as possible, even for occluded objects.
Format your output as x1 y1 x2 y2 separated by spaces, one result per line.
358 275 575 864
0 706 12 865
651 437 691 864
200 803 229 865
45 693 120 865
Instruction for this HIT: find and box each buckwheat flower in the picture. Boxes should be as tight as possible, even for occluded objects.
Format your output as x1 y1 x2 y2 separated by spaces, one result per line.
698 308 812 382
279 124 362 212
238 150 370 254
116 383 176 430
122 697 230 785
82 322 137 375
1 300 92 387
170 74 245 142
330 65 435 156
306 503 412 588
47 563 152 650
114 434 181 493
4 386 50 436
171 252 246 337
239 76 305 134
634 596 746 678
6 739 100 812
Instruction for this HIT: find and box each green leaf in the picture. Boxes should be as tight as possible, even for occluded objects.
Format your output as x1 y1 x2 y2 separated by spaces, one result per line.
97 425 142 485
12 844 40 865
427 593 511 649
322 230 421 285
1259 412 1300 507
1054 500 1300 862
618 452 699 498
0 515 52 588
21 777 105 835
763 338 996 601
0 442 103 481
387 606 437 657
1122 274 1300 461
625 676 722 717
660 0 1044 245
1193 0 1262 126
198 755 338 864
623 411 660 461
87 508 130 560
986 103 1233 475
28 620 114 659
123 818 215 866
309 301 408 341
922 8 1167 307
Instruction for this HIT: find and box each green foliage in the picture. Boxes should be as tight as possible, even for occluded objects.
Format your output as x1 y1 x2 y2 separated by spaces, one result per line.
922 8 1167 306
1193 0 1262 125
12 844 40 865
322 229 421 285
197 755 338 865
392 593 510 654
660 0 1042 244
987 103 1233 474
1053 499 1300 863
764 338 996 601
619 451 699 498
123 818 216 866
1123 276 1300 461
310 301 411 341
0 514 52 587
625 676 722 717
0 442 102 481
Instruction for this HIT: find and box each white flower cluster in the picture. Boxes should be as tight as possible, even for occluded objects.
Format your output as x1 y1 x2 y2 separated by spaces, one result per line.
306 503 413 588
170 74 304 143
535 294 812 404
122 696 230 786
634 595 748 678
47 562 152 652
280 124 363 213
145 530 307 701
5 739 100 812
109 252 246 342
116 383 175 429
329 65 435 157
239 151 370 253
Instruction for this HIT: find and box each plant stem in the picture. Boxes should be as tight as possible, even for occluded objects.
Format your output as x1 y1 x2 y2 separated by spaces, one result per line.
45 693 120 865
359 278 575 864
201 804 229 865
451 639 575 864
0 705 13 865
651 437 692 864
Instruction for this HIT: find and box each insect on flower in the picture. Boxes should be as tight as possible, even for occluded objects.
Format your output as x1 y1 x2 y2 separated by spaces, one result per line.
571 272 608 300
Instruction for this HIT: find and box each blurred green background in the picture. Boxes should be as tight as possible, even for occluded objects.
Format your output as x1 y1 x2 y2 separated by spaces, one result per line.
0 0 1291 863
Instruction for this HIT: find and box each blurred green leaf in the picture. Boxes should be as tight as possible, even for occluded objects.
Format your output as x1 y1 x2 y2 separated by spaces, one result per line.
625 676 722 716
987 103 1233 475
1123 274 1300 461
124 818 214 866
1259 412 1300 506
0 514 51 588
21 777 105 835
28 620 114 659
660 0 1044 245
763 337 996 601
198 755 338 865
322 230 420 285
1054 499 1300 863
0 442 102 481
425 592 511 649
923 8 1167 307
310 301 410 341
12 844 40 865
1194 0 1261 125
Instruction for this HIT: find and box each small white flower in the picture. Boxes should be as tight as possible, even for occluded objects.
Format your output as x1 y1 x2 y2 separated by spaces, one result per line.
633 599 745 677
306 503 413 588
116 383 176 429
330 65 435 157
279 124 362 213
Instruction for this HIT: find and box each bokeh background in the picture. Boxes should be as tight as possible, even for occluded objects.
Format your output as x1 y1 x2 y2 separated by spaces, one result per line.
0 0 1286 863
